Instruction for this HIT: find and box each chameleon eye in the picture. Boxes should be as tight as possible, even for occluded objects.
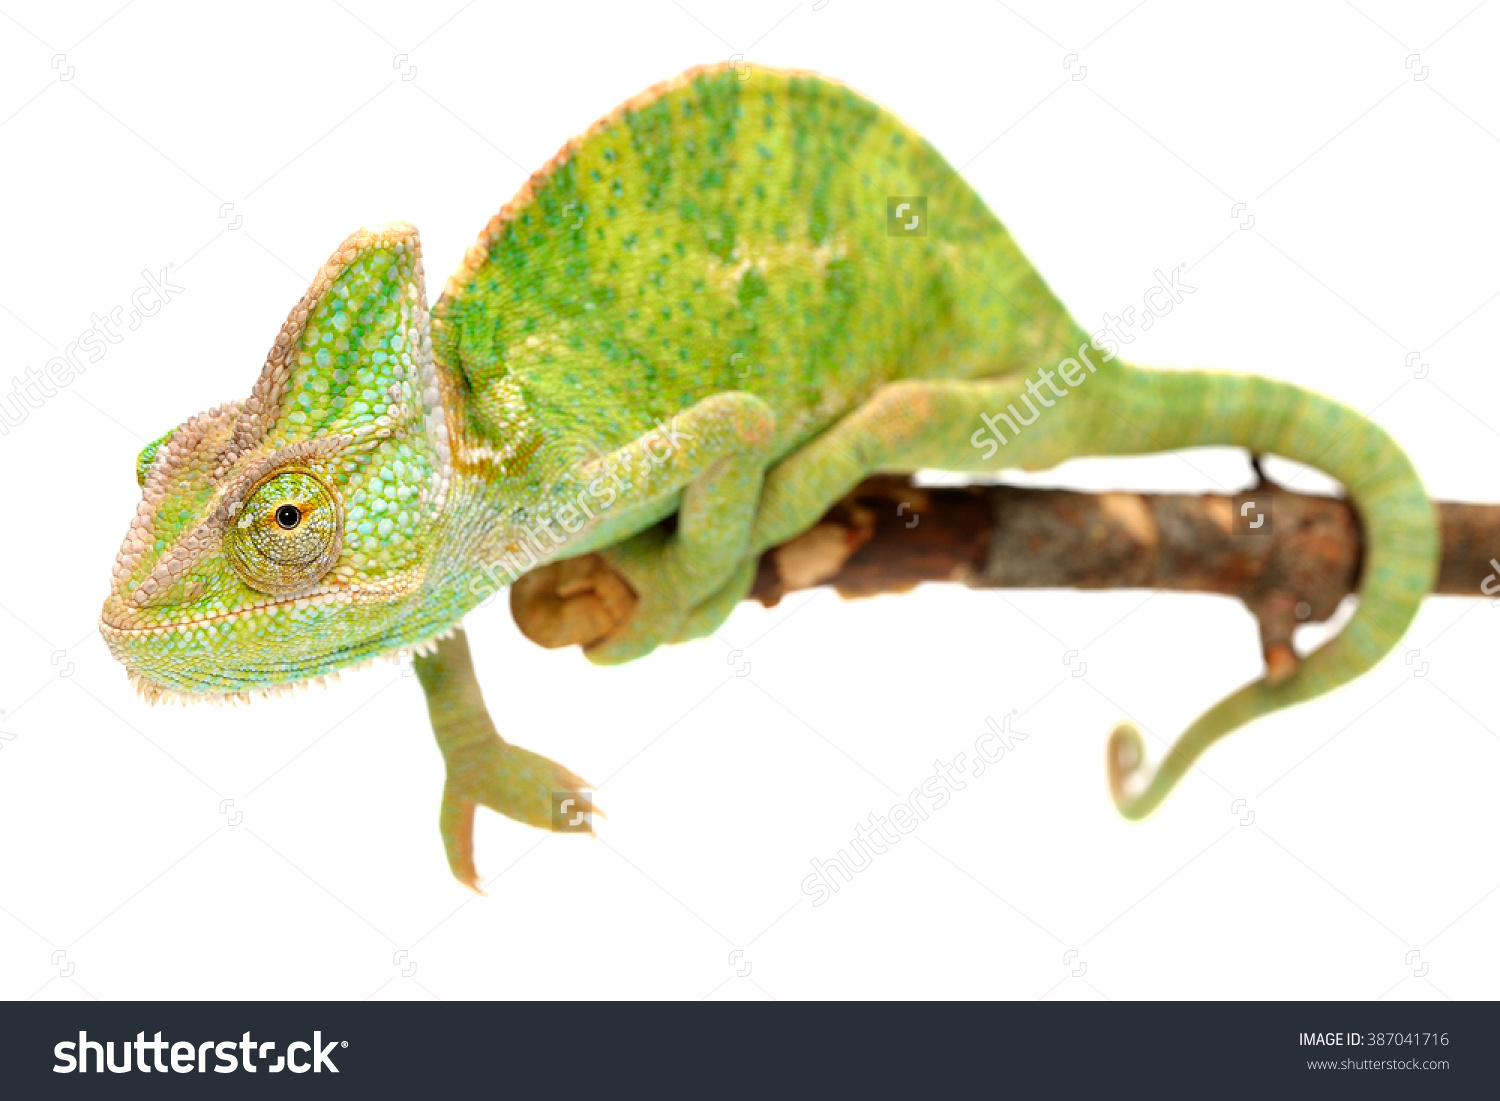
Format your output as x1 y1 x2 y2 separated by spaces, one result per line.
223 469 343 596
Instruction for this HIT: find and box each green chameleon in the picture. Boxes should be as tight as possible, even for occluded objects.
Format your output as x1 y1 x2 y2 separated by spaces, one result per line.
101 64 1438 888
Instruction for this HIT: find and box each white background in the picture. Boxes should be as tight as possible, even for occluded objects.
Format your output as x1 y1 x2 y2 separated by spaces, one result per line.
1 0 1497 1001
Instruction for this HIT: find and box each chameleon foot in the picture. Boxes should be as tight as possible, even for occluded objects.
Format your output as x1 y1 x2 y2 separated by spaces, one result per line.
439 736 598 891
510 554 638 649
509 550 753 658
413 627 599 890
669 557 759 644
582 526 726 664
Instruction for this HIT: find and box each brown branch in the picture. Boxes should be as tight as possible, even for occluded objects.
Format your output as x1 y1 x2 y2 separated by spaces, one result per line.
749 475 1496 597
510 476 1499 683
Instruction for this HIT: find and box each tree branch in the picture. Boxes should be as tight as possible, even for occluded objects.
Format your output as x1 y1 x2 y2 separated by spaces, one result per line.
510 475 1498 683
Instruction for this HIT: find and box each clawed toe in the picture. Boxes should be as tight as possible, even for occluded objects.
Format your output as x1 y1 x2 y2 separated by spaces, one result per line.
440 737 601 890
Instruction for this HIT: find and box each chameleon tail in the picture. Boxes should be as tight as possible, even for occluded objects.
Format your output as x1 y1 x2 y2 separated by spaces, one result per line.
1083 364 1438 819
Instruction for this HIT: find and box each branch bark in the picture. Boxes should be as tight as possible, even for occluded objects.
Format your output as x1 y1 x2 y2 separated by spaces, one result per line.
510 475 1499 682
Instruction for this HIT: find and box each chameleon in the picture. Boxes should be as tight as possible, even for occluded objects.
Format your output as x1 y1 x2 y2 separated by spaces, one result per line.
100 63 1438 888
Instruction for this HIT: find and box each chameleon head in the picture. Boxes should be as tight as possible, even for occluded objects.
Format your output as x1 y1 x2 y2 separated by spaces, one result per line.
99 223 460 701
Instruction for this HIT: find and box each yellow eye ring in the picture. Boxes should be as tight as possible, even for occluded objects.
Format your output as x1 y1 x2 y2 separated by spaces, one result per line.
223 467 343 595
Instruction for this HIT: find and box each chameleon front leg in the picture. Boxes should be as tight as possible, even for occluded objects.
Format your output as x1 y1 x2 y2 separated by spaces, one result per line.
412 627 596 890
662 376 1041 635
574 391 776 664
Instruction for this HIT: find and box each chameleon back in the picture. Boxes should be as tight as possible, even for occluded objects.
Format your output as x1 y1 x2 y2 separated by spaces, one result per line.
432 64 1085 476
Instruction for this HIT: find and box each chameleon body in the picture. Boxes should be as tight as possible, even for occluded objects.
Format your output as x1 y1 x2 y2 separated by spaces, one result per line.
101 65 1438 886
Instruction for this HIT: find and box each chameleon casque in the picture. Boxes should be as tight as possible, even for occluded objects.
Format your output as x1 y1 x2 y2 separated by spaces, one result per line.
100 64 1438 888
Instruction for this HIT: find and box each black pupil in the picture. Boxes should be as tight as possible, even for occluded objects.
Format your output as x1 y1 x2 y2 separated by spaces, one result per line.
275 504 302 530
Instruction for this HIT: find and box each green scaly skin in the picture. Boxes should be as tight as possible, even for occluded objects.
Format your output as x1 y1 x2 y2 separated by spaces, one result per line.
101 64 1438 887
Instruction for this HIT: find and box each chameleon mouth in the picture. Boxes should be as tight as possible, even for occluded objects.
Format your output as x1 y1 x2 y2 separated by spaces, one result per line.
98 573 436 703
97 583 352 638
97 570 423 637
109 619 452 705
118 646 431 705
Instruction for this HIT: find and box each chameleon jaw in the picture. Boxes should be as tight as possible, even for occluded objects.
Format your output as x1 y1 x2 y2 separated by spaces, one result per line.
117 633 455 707
100 580 358 636
99 573 434 704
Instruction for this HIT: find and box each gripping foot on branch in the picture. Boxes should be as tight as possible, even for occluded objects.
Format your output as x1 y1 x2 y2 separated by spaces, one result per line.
509 553 638 650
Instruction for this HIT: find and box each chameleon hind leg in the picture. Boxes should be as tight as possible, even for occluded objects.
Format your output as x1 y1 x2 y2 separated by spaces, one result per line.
413 627 597 890
659 374 1057 645
750 376 1070 551
572 391 776 664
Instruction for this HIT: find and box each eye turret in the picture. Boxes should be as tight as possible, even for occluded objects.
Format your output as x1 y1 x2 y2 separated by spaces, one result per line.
223 468 343 595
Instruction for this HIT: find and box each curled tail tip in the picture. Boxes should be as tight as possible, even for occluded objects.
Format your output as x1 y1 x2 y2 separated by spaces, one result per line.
1092 366 1437 823
1107 720 1155 820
